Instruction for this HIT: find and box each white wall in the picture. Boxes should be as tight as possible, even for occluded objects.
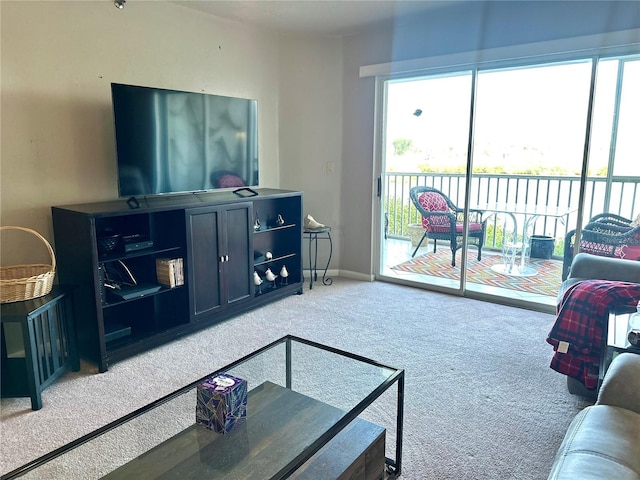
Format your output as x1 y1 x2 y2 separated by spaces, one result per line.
1 1 346 270
0 1 285 264
277 33 344 270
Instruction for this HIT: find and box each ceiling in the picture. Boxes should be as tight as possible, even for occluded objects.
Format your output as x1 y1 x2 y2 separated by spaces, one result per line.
171 1 461 37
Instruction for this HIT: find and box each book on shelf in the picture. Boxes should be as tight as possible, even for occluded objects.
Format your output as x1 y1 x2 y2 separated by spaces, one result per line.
156 257 184 288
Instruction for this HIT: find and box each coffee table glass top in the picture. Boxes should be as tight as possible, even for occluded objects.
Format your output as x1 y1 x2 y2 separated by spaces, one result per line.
4 335 404 480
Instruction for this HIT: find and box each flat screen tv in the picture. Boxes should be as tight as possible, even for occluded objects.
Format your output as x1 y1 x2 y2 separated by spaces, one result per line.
111 83 258 197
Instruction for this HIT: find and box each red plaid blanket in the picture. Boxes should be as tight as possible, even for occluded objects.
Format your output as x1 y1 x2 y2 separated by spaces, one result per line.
546 279 640 389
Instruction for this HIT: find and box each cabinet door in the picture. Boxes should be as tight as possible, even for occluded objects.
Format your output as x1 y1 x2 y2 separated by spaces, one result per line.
186 208 224 319
186 203 252 321
222 204 253 305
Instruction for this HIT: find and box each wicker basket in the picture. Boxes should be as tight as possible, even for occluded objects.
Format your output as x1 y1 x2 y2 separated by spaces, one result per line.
0 226 56 303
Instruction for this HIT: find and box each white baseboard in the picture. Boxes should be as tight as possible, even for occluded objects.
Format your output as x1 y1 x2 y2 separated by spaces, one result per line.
337 270 374 282
302 269 374 282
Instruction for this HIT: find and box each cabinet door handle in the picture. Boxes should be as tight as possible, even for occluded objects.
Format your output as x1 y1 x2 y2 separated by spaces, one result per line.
220 255 229 262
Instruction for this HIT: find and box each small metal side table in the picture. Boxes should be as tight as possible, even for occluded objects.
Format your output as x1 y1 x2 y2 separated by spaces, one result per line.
1 285 80 410
303 227 333 290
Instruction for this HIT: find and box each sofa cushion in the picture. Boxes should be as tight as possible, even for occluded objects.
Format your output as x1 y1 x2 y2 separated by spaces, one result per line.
548 405 640 480
557 253 640 313
598 353 640 414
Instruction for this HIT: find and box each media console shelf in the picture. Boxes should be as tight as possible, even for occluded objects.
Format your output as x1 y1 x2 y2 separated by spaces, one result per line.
52 189 303 372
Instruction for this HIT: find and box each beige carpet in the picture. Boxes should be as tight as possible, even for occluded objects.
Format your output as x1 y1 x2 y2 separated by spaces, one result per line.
0 278 589 479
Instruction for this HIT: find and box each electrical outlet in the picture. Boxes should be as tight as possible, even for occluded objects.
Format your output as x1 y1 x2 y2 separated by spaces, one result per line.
326 162 335 174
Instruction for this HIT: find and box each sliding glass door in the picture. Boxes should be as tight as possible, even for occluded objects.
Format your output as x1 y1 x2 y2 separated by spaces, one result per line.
466 60 593 303
586 56 640 219
377 52 639 310
380 72 472 292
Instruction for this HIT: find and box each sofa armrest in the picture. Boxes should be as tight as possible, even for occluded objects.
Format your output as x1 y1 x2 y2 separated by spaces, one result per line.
568 253 640 283
597 353 640 414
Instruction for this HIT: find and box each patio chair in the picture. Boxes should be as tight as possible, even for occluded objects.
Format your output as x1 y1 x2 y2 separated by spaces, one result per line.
409 186 486 267
587 213 635 229
562 213 640 280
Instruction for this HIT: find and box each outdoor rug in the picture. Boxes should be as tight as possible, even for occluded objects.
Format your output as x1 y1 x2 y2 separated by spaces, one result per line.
391 249 563 297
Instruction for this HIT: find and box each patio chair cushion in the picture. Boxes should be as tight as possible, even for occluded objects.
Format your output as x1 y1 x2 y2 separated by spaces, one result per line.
620 245 640 260
578 224 640 261
430 222 484 234
418 192 450 229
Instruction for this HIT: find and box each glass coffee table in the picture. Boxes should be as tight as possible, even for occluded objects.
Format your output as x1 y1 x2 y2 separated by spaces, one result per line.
3 335 404 480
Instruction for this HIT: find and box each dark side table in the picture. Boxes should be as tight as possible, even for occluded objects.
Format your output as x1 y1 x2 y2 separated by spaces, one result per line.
303 227 333 290
1 285 80 410
599 308 640 389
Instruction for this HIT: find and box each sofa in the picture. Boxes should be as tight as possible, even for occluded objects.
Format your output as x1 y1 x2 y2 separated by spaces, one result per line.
557 253 640 397
547 352 640 480
559 252 640 302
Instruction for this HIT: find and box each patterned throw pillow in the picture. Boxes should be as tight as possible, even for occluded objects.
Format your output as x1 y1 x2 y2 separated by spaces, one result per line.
418 192 451 230
217 174 245 188
615 244 640 261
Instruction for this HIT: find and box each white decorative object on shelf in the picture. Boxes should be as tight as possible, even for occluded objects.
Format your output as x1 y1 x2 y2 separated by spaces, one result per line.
265 268 278 288
253 271 263 294
304 214 325 230
280 265 289 285
276 214 285 226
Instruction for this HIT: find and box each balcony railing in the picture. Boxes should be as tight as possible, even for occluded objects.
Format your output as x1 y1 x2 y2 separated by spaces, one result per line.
384 172 639 256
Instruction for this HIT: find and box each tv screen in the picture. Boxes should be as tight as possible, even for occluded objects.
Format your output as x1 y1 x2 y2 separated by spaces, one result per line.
111 83 258 197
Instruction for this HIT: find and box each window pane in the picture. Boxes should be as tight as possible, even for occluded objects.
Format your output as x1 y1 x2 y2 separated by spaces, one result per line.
474 61 593 182
385 72 472 204
613 59 640 177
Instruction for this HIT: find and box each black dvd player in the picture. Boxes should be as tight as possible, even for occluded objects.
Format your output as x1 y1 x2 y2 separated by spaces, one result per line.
122 234 154 252
124 240 154 252
109 284 162 301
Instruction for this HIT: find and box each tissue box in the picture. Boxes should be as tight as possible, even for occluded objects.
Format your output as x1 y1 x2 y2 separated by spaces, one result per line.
196 374 247 434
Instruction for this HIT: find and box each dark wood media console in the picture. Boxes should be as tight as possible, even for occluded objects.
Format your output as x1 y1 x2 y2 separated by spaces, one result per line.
52 189 303 372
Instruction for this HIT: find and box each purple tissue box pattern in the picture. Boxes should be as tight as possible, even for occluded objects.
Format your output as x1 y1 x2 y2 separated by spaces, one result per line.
196 374 247 434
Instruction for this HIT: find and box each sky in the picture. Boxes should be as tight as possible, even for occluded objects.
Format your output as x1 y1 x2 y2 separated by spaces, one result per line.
385 56 640 177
